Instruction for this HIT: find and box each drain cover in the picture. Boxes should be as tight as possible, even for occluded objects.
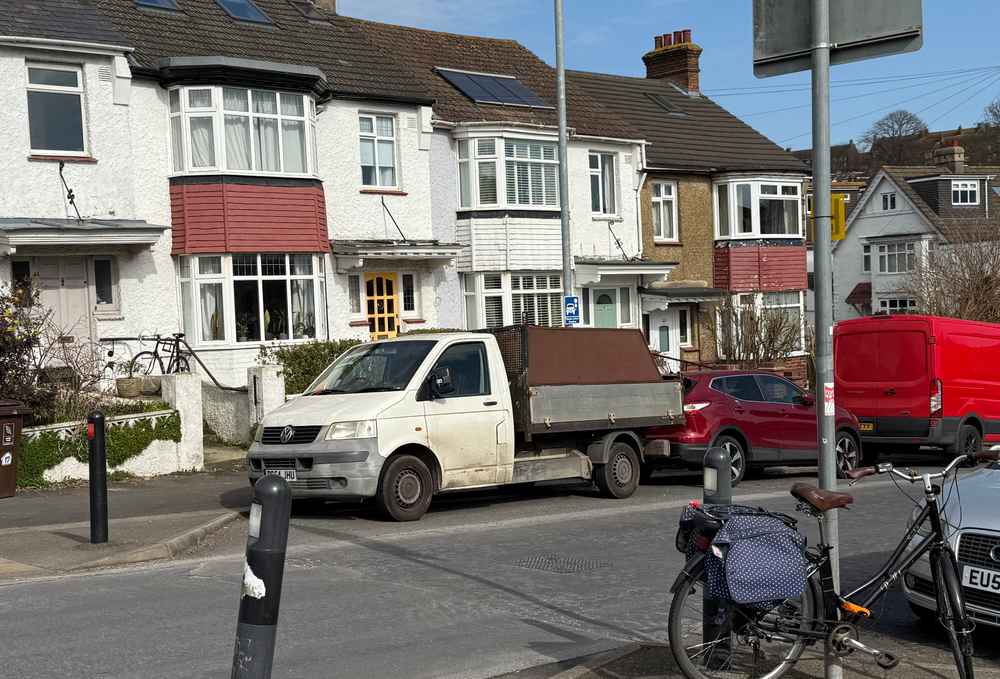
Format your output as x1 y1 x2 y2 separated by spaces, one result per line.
514 554 612 574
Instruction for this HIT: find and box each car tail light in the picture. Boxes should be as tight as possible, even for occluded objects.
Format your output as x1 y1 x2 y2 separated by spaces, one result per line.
930 379 942 418
684 402 711 412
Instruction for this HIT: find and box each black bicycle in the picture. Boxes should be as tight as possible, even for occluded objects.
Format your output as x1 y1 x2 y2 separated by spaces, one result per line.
131 333 191 375
667 450 1000 679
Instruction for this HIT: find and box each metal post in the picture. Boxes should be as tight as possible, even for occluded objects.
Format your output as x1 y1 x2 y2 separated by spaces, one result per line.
554 0 574 306
702 447 731 655
232 475 291 679
86 411 108 544
811 1 841 677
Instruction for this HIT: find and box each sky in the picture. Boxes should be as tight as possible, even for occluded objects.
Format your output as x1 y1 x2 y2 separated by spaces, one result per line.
337 0 1000 152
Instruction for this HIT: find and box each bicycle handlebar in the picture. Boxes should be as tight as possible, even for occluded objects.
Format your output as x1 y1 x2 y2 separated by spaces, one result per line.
848 449 999 486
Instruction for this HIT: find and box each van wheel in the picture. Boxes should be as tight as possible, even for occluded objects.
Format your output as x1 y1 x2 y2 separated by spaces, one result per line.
947 424 982 463
835 431 861 479
594 442 640 499
376 455 433 522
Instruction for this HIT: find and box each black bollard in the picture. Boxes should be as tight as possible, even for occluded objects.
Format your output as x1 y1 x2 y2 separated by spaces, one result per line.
232 475 291 679
702 446 732 663
87 411 108 544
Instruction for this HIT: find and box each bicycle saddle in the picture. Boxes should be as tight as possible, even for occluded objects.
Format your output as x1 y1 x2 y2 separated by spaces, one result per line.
790 482 854 512
172 332 185 339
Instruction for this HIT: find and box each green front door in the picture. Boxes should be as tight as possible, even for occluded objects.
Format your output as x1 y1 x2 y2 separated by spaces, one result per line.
594 288 617 328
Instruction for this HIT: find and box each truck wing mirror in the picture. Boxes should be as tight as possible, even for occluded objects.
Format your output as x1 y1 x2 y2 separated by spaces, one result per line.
430 367 455 397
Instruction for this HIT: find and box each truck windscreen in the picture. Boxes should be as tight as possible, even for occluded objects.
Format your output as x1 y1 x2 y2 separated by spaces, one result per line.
306 340 436 395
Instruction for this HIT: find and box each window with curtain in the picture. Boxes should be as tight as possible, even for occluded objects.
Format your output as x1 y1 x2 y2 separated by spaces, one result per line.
714 180 803 239
168 85 315 175
762 291 803 350
505 139 558 207
512 274 562 327
359 114 397 187
652 181 678 241
589 152 617 214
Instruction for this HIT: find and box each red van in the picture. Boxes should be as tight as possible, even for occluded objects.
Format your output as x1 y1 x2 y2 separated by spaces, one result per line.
834 315 1000 454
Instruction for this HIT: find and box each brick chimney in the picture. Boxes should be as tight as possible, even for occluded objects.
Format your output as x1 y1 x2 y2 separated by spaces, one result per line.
642 29 703 92
933 139 965 174
313 0 336 13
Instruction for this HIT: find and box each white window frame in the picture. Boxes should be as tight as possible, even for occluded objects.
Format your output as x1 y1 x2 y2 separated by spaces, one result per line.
178 253 325 347
26 62 88 156
462 272 563 329
347 274 363 319
677 306 693 348
651 181 679 242
505 138 560 209
91 256 121 318
713 179 803 239
359 113 398 188
458 138 500 208
168 85 317 177
951 180 979 206
400 271 421 318
878 297 918 314
862 244 871 273
589 151 618 216
576 285 637 329
716 291 805 357
876 241 917 274
881 192 897 211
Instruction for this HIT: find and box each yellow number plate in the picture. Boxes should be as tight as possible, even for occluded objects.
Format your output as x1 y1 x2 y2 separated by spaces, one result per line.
859 422 874 432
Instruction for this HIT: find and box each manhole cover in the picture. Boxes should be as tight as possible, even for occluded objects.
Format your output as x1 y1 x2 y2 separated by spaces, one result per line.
514 554 612 574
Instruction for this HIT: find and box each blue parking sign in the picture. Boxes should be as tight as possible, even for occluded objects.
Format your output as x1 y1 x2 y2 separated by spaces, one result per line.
564 295 580 326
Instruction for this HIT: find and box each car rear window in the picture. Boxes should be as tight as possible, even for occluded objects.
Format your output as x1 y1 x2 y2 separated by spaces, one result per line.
714 375 764 401
682 377 698 396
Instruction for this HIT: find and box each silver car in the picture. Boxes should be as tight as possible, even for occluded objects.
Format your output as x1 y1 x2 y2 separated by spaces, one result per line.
903 462 1000 627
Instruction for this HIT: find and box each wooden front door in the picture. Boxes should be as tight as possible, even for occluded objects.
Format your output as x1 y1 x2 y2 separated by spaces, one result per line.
365 272 399 340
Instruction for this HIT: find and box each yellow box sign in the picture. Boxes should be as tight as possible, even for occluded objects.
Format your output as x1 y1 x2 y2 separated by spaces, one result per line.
831 193 846 241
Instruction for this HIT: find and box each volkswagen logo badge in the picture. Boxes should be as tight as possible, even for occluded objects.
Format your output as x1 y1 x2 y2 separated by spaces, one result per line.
990 544 1000 564
279 425 296 444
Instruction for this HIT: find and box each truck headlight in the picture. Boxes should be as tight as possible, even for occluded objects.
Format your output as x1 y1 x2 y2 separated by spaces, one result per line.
325 420 377 440
253 424 263 443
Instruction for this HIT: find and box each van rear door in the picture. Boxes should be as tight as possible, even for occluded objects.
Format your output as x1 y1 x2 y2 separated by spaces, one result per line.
876 321 931 436
834 325 881 431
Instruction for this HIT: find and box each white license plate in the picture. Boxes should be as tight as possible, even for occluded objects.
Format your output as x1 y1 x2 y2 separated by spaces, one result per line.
265 469 297 482
962 565 1000 593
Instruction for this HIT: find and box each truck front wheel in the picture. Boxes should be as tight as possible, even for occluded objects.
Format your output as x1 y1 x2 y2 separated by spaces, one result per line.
376 454 433 522
594 442 640 499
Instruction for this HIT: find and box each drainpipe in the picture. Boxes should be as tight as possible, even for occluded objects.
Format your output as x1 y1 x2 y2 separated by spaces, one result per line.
987 176 994 220
635 168 648 260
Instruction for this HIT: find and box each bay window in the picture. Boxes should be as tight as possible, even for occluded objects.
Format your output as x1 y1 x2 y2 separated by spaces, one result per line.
714 179 802 238
590 152 617 215
169 86 317 175
457 136 559 209
877 241 916 274
717 290 805 356
506 139 559 207
463 272 562 329
458 138 499 207
178 253 327 345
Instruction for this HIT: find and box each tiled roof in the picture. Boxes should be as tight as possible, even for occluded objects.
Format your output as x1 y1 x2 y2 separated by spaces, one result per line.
845 281 871 306
882 165 1000 242
88 0 430 102
0 0 129 46
342 17 640 140
567 70 806 174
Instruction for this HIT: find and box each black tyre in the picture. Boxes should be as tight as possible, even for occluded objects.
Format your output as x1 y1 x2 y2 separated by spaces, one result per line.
712 434 747 487
130 351 163 376
835 431 861 479
594 442 640 499
668 559 818 679
948 424 982 459
172 355 191 373
934 548 976 679
376 454 433 522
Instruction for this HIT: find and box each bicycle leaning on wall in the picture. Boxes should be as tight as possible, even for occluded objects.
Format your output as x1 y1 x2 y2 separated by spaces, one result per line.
130 333 191 375
667 449 1000 679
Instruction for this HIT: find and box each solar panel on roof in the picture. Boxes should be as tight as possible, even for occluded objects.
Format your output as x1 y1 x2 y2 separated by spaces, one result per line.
136 0 180 9
215 0 271 23
436 68 550 108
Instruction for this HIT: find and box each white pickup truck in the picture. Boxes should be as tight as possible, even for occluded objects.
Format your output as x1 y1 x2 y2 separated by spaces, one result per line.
249 325 684 521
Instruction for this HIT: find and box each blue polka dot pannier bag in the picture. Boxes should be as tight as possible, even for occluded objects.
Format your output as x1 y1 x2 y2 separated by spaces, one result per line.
706 511 807 610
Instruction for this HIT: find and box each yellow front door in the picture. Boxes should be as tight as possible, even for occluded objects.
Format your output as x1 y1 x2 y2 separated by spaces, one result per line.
365 272 400 340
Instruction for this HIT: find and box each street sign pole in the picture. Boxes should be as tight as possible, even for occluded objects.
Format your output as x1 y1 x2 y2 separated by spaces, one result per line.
811 2 840 678
554 0 574 318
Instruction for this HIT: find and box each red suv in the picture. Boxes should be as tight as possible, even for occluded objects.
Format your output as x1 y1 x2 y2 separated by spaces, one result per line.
646 370 864 485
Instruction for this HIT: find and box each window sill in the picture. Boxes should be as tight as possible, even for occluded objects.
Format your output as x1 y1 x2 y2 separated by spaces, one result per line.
591 214 623 222
360 188 407 196
653 239 681 245
29 154 97 164
402 318 425 324
348 319 370 327
94 314 125 322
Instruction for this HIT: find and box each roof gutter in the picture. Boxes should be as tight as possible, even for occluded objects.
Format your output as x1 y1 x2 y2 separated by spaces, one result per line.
0 35 134 55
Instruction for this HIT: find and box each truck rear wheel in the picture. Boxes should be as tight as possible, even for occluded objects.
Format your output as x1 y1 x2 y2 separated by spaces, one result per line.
594 442 640 499
376 454 433 522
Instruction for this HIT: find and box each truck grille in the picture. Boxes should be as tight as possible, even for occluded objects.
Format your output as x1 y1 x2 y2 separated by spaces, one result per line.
958 532 1000 569
261 425 322 445
262 458 296 471
289 479 331 491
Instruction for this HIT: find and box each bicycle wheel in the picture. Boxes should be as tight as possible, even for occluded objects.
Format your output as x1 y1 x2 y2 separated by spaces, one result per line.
934 548 976 679
171 355 191 373
668 560 819 679
130 351 163 376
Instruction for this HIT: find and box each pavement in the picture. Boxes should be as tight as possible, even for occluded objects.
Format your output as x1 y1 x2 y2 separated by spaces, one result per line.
2 457 997 678
0 470 249 581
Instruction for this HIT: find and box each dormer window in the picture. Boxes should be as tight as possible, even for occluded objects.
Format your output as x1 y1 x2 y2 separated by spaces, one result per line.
952 180 979 206
168 86 317 176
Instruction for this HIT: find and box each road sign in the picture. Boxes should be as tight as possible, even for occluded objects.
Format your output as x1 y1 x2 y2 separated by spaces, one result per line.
563 295 580 326
753 0 922 78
